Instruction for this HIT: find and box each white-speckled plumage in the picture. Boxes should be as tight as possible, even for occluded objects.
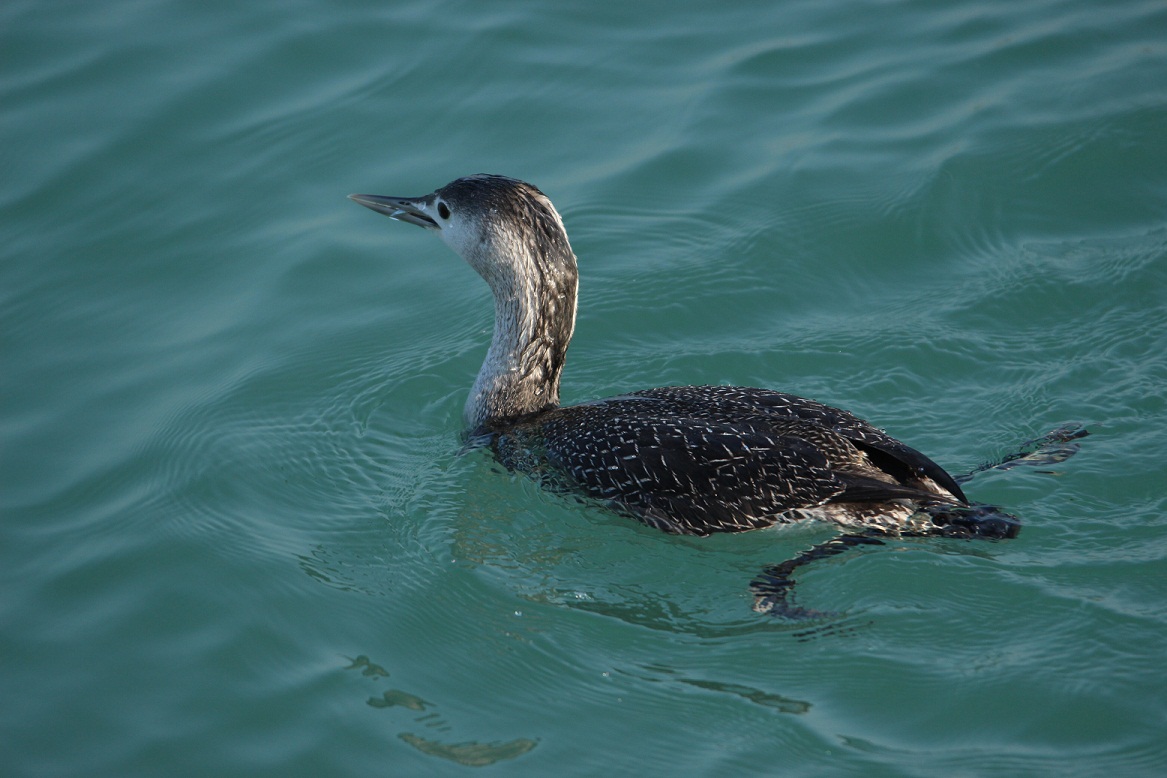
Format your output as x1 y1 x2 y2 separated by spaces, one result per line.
350 175 1014 539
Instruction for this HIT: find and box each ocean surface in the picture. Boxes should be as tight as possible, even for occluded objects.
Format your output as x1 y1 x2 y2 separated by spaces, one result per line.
3 0 1166 774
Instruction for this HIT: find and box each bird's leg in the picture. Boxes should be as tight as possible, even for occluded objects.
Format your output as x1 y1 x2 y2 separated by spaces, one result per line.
952 423 1089 485
750 533 886 619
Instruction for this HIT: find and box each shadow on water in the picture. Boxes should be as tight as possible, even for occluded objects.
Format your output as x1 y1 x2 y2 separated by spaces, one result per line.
618 662 813 716
343 655 538 767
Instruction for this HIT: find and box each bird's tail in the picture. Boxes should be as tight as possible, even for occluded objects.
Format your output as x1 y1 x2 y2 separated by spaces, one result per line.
922 501 1021 538
922 423 1091 540
751 423 1089 619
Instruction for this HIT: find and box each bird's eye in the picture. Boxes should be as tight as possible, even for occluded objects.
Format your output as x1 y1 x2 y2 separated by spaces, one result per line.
438 202 451 220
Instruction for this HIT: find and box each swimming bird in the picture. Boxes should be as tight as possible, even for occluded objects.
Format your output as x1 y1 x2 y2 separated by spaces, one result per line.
349 174 1041 614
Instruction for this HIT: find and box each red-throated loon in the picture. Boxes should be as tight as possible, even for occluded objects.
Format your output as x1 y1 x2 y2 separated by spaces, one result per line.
348 175 1081 615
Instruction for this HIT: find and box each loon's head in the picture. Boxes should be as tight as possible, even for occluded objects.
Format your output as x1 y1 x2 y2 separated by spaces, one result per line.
350 175 580 426
349 174 578 296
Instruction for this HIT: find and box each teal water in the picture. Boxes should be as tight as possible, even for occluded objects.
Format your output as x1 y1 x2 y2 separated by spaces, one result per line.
3 0 1166 774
